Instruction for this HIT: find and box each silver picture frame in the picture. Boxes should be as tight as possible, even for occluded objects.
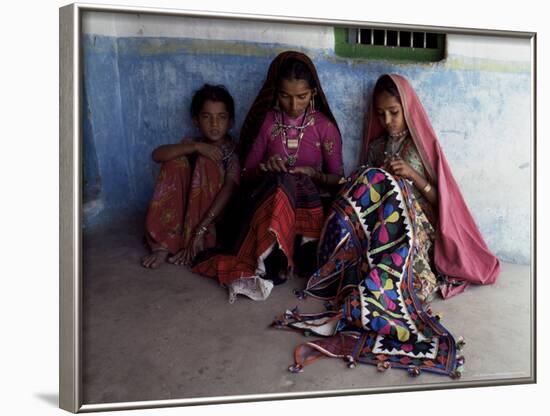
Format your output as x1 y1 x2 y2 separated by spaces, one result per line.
60 2 536 413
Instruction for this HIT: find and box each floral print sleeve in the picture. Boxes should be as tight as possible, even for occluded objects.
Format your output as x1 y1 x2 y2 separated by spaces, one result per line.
365 136 386 168
321 121 344 175
243 115 270 174
401 139 427 181
401 138 436 225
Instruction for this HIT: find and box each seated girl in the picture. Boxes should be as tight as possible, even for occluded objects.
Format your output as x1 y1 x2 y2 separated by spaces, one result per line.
363 74 500 300
193 51 344 302
273 74 500 378
141 84 240 269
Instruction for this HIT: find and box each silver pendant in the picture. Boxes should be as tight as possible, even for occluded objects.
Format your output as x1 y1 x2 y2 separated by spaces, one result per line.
287 139 299 149
287 156 296 166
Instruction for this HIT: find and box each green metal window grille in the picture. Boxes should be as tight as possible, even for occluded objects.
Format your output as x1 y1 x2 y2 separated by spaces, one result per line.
334 27 446 62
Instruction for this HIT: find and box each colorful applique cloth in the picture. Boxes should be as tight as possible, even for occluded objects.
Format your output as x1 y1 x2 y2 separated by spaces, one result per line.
272 167 464 378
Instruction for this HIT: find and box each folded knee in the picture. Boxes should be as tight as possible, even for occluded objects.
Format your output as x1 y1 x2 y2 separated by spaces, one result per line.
162 157 190 171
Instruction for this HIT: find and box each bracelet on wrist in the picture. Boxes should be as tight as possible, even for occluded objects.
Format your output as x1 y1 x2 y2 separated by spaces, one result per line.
422 182 432 193
196 225 208 236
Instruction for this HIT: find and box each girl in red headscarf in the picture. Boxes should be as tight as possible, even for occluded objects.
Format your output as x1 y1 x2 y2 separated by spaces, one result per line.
193 51 344 302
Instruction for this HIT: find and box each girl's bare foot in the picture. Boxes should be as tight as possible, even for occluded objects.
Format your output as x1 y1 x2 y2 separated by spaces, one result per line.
167 249 187 266
141 250 170 269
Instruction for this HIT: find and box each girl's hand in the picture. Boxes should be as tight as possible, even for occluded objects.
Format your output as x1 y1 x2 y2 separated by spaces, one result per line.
195 142 223 162
388 157 417 181
169 226 206 266
262 155 288 172
183 229 205 266
289 166 316 177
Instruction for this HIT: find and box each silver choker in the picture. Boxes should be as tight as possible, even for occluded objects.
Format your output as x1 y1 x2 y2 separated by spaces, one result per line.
388 129 409 140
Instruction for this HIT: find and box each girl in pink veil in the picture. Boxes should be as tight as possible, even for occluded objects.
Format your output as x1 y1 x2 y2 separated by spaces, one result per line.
363 74 500 299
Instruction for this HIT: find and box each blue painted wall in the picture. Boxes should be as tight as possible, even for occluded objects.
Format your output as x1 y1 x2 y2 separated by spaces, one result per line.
82 35 531 264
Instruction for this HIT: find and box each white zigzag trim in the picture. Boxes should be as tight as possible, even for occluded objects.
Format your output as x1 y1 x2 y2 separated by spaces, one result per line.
372 334 439 359
387 176 427 342
343 169 426 342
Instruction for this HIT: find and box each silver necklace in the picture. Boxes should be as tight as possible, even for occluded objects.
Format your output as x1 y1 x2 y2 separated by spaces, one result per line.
274 109 314 166
388 129 409 140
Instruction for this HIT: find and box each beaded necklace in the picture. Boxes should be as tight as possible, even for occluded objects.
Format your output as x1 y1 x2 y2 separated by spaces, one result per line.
274 107 315 166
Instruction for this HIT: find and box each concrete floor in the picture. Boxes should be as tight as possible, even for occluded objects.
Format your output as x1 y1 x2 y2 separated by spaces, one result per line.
82 221 533 406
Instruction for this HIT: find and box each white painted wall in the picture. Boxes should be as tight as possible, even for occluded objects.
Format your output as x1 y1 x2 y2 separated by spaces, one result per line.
83 11 531 62
447 34 531 61
82 11 335 49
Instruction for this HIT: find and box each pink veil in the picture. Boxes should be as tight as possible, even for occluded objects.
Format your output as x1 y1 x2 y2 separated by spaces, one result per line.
362 74 500 298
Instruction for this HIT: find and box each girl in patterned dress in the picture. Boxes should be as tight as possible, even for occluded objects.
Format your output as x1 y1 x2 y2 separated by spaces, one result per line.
364 75 440 302
363 74 500 300
141 84 240 269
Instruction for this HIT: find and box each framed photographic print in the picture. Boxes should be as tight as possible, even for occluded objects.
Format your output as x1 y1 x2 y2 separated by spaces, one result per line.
59 2 536 413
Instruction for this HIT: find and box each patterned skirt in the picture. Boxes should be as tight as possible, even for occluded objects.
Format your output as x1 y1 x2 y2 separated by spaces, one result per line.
144 155 224 254
272 167 464 378
193 172 325 302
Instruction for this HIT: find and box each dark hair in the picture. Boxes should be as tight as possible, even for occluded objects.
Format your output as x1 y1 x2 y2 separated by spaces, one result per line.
190 84 235 120
277 58 316 89
373 75 401 100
